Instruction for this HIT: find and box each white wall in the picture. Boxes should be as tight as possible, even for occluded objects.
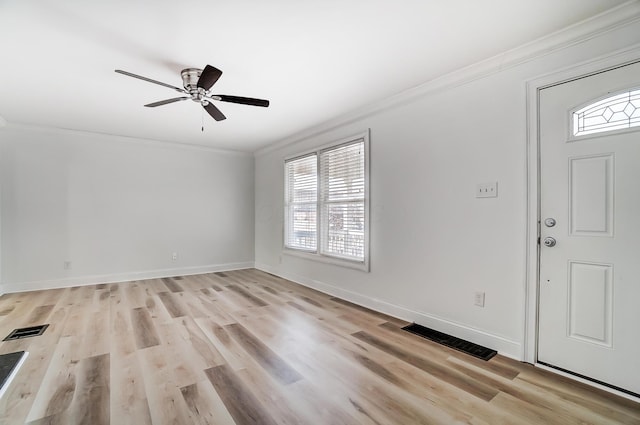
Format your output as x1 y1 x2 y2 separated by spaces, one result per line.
0 116 4 292
254 15 640 359
0 126 254 292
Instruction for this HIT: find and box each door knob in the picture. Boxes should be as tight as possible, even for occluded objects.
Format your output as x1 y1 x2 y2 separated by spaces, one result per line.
543 237 556 247
544 218 556 227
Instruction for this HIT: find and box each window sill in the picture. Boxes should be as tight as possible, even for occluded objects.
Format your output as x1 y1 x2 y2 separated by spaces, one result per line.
283 248 369 272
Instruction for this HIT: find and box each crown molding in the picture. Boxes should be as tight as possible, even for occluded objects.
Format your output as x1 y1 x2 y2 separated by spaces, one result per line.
0 121 252 157
254 0 640 157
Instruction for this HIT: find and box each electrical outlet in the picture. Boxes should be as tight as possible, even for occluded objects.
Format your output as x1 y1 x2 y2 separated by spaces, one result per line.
63 261 72 270
474 291 485 307
476 182 498 198
172 252 178 261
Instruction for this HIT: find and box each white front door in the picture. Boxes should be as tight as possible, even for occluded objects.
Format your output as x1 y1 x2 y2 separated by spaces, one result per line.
538 60 640 396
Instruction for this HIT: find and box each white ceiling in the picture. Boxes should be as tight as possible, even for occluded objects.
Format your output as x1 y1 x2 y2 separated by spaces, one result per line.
0 1 628 152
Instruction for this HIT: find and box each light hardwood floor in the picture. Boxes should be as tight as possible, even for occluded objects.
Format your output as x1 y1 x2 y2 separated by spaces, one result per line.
0 269 638 424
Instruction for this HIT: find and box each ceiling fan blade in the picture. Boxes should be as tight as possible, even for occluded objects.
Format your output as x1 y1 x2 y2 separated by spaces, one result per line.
115 69 186 93
214 95 270 107
197 65 223 90
144 97 190 107
203 102 226 121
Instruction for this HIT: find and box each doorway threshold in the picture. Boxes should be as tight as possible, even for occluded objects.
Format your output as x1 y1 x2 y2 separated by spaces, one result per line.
537 361 640 403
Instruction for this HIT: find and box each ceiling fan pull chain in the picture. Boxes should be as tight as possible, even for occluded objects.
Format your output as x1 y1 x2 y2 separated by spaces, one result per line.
201 108 204 132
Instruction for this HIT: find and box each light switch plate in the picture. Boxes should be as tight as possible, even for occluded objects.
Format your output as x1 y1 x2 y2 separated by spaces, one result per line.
476 182 498 198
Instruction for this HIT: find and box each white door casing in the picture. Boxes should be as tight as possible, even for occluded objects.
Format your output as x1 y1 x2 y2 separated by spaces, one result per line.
538 60 640 396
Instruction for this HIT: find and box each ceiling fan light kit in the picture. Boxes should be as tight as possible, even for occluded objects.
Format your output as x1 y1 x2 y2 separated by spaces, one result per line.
115 65 269 122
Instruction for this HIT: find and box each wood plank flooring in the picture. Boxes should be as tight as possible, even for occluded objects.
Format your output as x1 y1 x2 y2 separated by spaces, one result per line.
0 269 638 424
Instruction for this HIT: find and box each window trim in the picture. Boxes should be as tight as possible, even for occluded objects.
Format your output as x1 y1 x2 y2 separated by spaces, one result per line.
283 130 370 272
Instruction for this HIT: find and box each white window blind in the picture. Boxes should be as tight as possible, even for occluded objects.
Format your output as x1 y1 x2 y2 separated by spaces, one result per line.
320 140 365 261
284 154 317 251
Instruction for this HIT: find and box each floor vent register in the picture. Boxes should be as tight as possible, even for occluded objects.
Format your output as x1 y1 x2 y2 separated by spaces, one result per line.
0 351 28 399
402 323 497 361
3 324 49 341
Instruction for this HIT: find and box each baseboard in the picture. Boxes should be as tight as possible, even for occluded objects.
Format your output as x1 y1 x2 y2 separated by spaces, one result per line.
1 261 255 294
255 263 522 360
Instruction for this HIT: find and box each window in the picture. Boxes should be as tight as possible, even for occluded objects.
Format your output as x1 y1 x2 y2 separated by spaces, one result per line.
284 132 369 269
284 154 317 251
572 88 640 137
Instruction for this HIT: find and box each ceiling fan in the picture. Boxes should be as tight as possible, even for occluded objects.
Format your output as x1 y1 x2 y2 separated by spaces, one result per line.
114 65 269 121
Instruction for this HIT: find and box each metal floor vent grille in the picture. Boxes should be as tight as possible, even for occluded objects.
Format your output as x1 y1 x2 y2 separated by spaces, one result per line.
3 324 49 341
402 323 497 361
0 351 28 397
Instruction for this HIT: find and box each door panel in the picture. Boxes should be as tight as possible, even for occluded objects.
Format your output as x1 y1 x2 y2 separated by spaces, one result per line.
538 60 640 395
569 154 614 236
567 261 613 347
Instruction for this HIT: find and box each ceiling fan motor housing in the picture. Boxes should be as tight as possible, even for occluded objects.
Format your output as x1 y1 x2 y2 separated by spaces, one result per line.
181 68 205 101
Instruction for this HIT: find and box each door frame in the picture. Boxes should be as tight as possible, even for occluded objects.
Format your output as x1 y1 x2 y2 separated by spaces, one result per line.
523 44 640 397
